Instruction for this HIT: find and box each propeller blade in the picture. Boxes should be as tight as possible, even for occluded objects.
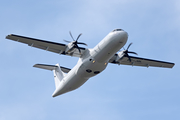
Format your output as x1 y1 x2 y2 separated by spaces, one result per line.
63 39 71 43
127 42 133 50
66 31 86 54
75 44 81 53
127 54 131 62
77 42 88 46
73 44 81 53
128 51 138 55
76 33 82 42
77 47 81 53
122 42 137 62
69 31 75 41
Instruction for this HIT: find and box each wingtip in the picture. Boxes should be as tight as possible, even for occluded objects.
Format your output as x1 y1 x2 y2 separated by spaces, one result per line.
33 64 38 67
5 34 10 39
6 34 15 39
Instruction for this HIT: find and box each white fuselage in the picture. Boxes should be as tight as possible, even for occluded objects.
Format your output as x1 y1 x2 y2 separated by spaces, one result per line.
52 30 128 97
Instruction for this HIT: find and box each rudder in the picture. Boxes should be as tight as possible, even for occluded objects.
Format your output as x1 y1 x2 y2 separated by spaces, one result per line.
53 64 65 89
33 63 66 89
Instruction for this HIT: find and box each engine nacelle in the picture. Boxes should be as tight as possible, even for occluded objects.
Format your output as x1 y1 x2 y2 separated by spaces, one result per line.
65 42 76 54
115 50 126 64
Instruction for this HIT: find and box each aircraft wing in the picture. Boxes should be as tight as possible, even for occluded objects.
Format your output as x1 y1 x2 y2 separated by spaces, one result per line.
109 54 175 68
6 34 86 57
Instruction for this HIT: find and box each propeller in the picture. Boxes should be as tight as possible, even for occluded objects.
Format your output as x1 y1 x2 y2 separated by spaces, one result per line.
64 31 87 53
123 43 138 62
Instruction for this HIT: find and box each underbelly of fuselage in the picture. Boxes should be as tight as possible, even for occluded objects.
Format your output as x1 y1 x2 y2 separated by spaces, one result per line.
61 60 107 93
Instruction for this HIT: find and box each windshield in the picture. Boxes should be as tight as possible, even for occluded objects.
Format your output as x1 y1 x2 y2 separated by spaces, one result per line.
112 29 123 32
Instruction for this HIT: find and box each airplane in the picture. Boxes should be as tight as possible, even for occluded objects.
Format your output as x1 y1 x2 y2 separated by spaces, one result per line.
6 29 175 97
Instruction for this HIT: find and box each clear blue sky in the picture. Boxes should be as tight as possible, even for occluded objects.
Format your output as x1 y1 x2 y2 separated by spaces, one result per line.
1 0 180 120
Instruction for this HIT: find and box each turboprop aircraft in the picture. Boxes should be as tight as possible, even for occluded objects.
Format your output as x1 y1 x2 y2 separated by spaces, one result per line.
6 29 175 97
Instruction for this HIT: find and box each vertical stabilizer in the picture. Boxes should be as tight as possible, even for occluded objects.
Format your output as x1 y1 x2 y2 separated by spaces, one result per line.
33 63 70 97
53 64 65 89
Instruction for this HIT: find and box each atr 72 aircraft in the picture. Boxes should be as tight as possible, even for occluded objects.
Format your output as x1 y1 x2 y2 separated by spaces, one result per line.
6 29 175 97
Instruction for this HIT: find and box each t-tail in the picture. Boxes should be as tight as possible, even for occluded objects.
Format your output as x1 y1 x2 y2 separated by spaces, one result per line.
33 63 71 97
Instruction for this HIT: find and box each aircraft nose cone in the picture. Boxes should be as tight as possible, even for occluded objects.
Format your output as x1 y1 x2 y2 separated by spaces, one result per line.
122 31 128 39
118 31 128 43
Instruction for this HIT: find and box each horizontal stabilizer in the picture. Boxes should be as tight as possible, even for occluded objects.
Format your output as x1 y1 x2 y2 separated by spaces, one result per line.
33 64 71 73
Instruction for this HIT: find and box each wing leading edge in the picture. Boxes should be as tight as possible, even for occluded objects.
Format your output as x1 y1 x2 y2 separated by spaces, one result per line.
109 54 175 68
6 34 86 57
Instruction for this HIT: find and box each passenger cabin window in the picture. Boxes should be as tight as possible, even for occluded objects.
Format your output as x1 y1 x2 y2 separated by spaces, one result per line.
112 29 123 32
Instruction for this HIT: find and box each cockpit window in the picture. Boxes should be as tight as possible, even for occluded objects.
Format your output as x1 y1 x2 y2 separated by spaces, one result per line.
112 29 123 32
